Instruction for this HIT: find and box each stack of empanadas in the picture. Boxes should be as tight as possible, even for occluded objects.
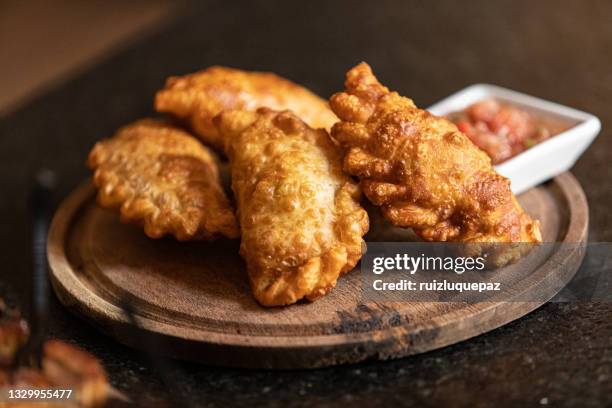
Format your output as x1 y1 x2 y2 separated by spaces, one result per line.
88 63 541 307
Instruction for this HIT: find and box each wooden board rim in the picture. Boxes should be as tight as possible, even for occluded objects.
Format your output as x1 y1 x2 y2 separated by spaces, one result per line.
47 173 588 368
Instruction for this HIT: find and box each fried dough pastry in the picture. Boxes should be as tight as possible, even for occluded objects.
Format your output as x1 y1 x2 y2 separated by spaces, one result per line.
88 119 239 241
330 63 541 265
155 66 338 150
0 299 107 407
215 108 368 306
0 340 108 408
42 340 108 407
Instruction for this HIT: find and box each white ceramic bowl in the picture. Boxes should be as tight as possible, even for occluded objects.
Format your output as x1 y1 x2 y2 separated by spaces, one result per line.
427 84 601 194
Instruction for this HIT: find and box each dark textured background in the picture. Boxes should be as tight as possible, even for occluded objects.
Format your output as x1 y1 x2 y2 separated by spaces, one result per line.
0 1 610 406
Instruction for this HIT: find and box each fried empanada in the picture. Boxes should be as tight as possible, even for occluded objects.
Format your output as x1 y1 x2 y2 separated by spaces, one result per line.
215 108 368 306
155 66 338 151
330 63 541 265
88 119 239 240
1 340 108 408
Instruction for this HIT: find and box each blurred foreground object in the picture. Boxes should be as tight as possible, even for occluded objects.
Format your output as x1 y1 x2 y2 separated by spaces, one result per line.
0 300 29 367
0 302 108 407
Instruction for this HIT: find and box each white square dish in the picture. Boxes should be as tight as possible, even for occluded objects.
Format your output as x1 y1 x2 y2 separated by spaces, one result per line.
427 84 601 194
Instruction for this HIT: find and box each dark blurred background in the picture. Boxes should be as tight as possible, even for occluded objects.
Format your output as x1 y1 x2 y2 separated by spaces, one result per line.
0 0 181 113
0 0 610 406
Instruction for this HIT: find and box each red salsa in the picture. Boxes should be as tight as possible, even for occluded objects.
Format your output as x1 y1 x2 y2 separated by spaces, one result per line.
448 99 566 164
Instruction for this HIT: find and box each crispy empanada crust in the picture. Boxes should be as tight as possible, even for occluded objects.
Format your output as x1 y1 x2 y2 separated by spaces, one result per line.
155 66 338 151
215 108 368 306
88 119 239 240
330 63 541 265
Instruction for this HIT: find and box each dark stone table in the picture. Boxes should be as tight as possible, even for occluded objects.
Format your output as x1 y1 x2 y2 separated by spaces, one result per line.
1 1 610 406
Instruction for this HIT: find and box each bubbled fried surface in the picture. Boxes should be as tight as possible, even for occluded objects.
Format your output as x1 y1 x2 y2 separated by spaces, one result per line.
88 119 239 241
215 108 368 306
155 66 338 151
330 63 541 265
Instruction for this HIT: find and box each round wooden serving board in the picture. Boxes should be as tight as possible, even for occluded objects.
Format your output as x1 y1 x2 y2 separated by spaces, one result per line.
48 172 588 369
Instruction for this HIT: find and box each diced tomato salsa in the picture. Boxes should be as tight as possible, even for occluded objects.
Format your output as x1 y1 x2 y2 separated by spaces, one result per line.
448 99 563 164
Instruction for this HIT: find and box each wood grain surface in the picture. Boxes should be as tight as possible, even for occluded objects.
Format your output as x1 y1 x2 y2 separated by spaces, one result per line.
47 172 588 369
